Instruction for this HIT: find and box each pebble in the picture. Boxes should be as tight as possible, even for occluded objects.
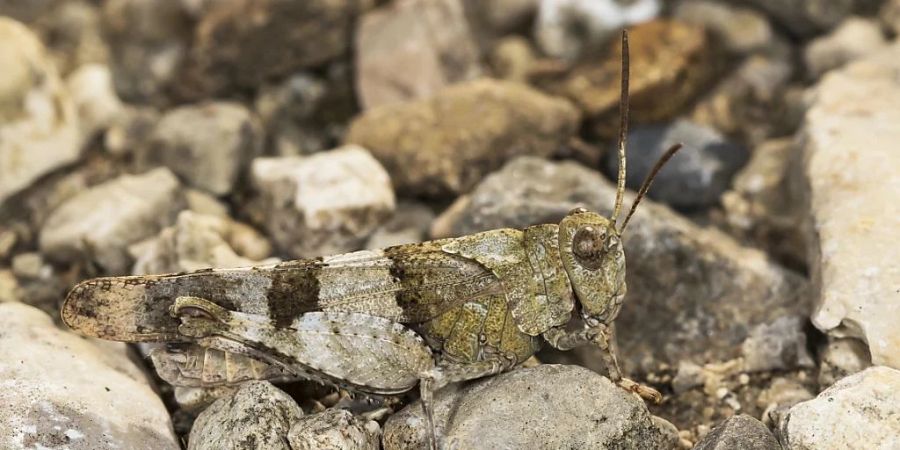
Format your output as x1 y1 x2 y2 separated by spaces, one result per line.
489 36 538 83
188 381 303 450
247 145 395 258
383 364 679 450
346 78 580 198
740 316 815 373
288 409 381 450
534 0 661 60
778 366 900 450
103 105 159 156
602 119 749 210
34 0 109 75
365 202 435 249
0 270 20 303
817 338 872 388
737 0 853 37
65 63 123 138
692 414 781 450
355 0 481 109
800 43 900 369
803 17 887 80
0 17 82 205
39 168 184 274
673 1 774 55
142 101 263 196
0 302 179 450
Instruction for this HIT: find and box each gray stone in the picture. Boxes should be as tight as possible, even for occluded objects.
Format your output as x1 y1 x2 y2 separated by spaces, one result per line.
288 409 380 450
366 202 435 250
740 316 815 373
346 78 580 198
800 43 900 369
817 338 872 388
356 0 481 110
0 302 179 450
435 157 809 372
66 63 123 138
383 364 679 450
779 367 900 450
188 381 303 450
602 120 749 210
33 0 109 75
143 101 262 196
103 105 159 157
0 17 82 205
735 0 854 37
803 17 887 80
693 415 781 450
247 145 395 258
674 1 773 55
39 168 184 274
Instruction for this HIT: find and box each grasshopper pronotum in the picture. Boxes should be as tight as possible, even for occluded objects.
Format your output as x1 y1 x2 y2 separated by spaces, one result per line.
62 31 682 448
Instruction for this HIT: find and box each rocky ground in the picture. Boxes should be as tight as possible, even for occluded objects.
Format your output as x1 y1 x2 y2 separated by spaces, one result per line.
1 1 899 449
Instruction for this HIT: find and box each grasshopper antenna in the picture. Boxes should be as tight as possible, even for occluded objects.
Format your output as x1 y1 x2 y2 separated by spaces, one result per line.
618 143 683 233
611 30 630 227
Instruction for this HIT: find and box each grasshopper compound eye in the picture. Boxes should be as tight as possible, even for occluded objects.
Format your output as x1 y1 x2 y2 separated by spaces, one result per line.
572 226 608 270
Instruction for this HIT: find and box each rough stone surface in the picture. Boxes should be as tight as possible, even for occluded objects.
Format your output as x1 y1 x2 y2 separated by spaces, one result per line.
740 316 815 373
674 1 773 55
803 17 887 80
39 168 184 274
383 365 679 450
817 338 872 388
142 101 262 196
288 409 380 450
800 43 900 369
188 381 303 450
34 0 109 75
435 157 809 372
0 302 179 450
882 0 900 35
103 105 159 157
693 415 781 450
779 366 900 450
247 145 395 258
737 0 854 37
346 78 579 198
66 63 123 138
365 202 435 250
356 0 481 110
489 36 538 83
534 0 660 60
0 17 81 205
602 119 749 210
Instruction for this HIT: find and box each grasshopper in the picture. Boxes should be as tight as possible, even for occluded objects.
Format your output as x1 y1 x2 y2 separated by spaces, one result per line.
62 31 682 448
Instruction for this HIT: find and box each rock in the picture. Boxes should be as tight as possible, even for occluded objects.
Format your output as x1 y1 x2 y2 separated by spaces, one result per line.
355 0 481 110
735 0 853 37
130 210 276 275
817 338 872 388
366 202 435 249
102 0 192 103
346 78 579 198
673 1 773 55
803 17 887 80
0 302 179 450
740 316 815 373
463 0 537 38
757 378 815 420
0 228 16 260
176 0 369 98
602 119 749 210
184 188 230 219
0 270 20 303
142 101 262 196
66 64 123 138
288 409 380 450
0 17 82 206
188 381 303 450
383 365 679 450
39 168 184 274
534 0 660 60
11 252 50 280
103 105 159 157
779 367 900 449
435 157 809 371
552 20 713 137
882 0 900 35
247 145 395 258
693 415 781 450
33 0 109 75
800 43 900 369
489 36 538 83
0 0 60 23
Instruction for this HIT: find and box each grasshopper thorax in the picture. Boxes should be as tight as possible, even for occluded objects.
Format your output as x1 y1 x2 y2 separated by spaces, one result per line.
558 208 626 325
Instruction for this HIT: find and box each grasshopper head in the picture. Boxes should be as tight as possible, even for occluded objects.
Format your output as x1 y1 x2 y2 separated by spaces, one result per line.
558 208 626 325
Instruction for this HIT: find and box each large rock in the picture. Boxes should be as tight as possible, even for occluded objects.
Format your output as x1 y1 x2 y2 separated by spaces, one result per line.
346 78 579 198
803 17 887 80
733 0 853 37
247 145 395 258
383 364 679 450
0 17 81 205
434 157 808 372
673 1 773 55
39 168 184 274
142 101 262 196
778 366 900 449
817 337 871 388
0 302 179 450
693 415 781 450
800 43 900 369
356 0 481 110
288 409 380 450
188 381 303 450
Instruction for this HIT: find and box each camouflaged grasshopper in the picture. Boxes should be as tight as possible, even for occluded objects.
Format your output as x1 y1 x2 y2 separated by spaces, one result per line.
62 31 681 448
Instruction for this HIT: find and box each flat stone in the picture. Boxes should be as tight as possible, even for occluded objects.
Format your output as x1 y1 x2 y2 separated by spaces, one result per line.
39 168 184 274
0 302 179 450
693 415 781 450
355 0 481 110
0 17 82 205
800 43 900 369
383 364 679 450
346 78 579 198
779 366 900 450
288 409 380 450
247 145 395 258
803 17 887 80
